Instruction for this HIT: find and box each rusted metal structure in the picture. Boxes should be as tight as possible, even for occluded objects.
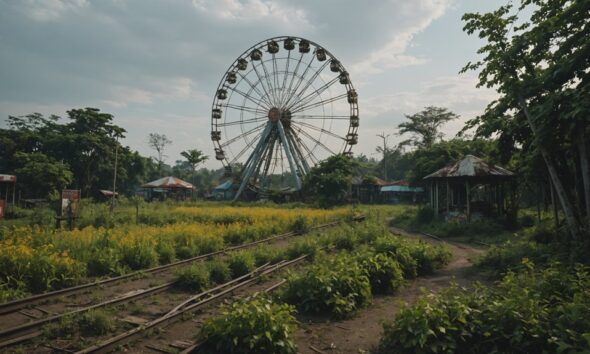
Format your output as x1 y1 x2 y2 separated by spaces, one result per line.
210 36 359 201
423 155 514 222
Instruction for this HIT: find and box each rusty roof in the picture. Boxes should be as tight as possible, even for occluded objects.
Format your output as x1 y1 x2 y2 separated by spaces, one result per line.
142 176 194 189
423 155 514 179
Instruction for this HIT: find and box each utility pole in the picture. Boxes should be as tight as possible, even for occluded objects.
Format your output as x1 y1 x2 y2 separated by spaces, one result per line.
376 132 390 180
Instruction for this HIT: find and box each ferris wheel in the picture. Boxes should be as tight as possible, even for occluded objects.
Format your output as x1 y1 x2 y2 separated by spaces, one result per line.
210 36 359 200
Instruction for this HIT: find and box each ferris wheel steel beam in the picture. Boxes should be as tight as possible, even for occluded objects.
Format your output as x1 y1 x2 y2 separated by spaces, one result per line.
286 60 331 111
289 75 340 112
286 128 310 175
283 55 316 108
277 121 302 191
233 123 273 201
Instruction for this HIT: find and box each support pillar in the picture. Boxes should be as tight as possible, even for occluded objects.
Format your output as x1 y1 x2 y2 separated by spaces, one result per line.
466 180 471 223
446 180 450 215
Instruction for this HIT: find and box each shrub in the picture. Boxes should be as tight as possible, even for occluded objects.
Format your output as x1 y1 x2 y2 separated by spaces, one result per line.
376 263 590 354
374 237 418 278
358 253 403 294
291 215 310 234
408 242 452 276
86 248 122 276
476 240 554 276
415 206 435 224
251 246 281 266
174 265 210 292
282 254 371 318
78 309 115 336
228 251 256 278
200 296 297 354
284 238 319 260
120 242 159 270
208 261 231 284
333 232 357 251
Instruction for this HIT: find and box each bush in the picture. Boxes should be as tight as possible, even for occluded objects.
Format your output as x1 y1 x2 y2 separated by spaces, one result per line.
120 242 159 270
408 242 452 276
78 309 115 336
200 296 297 354
174 265 210 292
208 261 231 284
476 240 554 276
86 248 122 276
282 254 371 318
333 232 357 251
376 263 590 354
358 253 403 294
291 215 310 234
228 251 256 278
284 238 319 260
251 246 282 266
374 237 418 278
415 206 434 224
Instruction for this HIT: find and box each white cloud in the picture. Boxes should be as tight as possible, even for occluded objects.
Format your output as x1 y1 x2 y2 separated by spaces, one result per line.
19 0 88 22
351 0 452 74
192 0 310 28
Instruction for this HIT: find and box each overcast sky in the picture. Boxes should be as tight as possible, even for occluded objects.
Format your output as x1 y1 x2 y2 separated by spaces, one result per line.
0 0 501 168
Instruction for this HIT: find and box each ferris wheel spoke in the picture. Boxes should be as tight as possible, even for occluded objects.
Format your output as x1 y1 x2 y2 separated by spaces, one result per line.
291 114 350 120
229 131 263 165
220 123 266 148
221 103 266 115
259 59 279 105
292 125 336 156
217 115 267 127
291 120 346 141
260 134 277 181
282 53 304 107
251 61 276 108
292 92 348 114
283 54 316 108
224 85 270 110
272 53 281 102
285 129 310 174
289 76 340 112
279 49 291 104
289 130 320 165
286 60 331 110
235 71 273 107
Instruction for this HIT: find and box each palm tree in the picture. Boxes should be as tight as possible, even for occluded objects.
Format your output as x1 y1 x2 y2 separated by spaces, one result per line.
180 149 209 198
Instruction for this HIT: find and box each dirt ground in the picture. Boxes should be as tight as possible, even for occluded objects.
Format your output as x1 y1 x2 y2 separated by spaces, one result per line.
293 226 487 354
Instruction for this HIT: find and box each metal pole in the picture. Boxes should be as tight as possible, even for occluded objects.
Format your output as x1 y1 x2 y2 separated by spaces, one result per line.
111 142 119 213
277 121 301 190
234 123 272 201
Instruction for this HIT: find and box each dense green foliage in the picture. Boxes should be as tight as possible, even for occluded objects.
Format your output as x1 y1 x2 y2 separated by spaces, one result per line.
200 296 297 354
377 263 590 354
174 265 210 292
303 154 355 206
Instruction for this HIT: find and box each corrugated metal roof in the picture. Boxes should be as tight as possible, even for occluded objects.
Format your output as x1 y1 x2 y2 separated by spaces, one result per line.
213 180 233 191
142 176 194 189
423 155 514 179
381 185 424 193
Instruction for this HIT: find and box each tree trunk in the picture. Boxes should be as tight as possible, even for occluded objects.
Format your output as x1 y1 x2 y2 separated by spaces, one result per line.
550 178 559 230
577 127 590 233
518 97 581 239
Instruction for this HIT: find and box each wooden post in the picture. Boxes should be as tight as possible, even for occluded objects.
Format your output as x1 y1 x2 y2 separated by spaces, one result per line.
446 180 450 215
550 179 559 229
430 181 434 209
434 180 439 217
466 180 471 223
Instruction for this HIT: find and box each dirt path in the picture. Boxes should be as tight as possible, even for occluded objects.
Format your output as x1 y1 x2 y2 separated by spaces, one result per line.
293 226 487 354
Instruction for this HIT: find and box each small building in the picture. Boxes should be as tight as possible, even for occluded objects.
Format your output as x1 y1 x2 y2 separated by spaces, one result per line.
423 155 514 222
380 182 424 204
213 180 234 200
140 176 195 201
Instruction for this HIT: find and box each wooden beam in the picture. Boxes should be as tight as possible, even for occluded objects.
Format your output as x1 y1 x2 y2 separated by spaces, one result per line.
446 179 450 215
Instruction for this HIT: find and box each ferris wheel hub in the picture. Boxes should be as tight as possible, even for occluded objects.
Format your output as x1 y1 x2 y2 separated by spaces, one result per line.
268 107 292 126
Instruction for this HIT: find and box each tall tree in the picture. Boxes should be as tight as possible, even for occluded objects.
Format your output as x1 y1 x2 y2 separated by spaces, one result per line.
148 133 172 174
461 0 590 240
303 155 355 207
180 149 209 187
398 106 459 149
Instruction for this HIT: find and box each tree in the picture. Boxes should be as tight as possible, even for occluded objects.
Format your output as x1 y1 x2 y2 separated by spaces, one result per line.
148 133 172 174
303 155 355 207
14 152 73 198
398 106 459 149
180 149 209 188
461 0 590 241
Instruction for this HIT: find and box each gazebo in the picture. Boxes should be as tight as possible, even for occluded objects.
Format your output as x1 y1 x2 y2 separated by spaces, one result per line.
141 176 194 201
423 155 514 222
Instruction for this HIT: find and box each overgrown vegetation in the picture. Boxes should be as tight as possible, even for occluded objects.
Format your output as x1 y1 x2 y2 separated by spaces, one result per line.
377 263 590 354
199 296 297 354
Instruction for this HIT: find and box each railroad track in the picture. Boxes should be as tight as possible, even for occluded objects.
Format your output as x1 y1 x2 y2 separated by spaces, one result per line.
74 254 310 354
0 218 361 351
